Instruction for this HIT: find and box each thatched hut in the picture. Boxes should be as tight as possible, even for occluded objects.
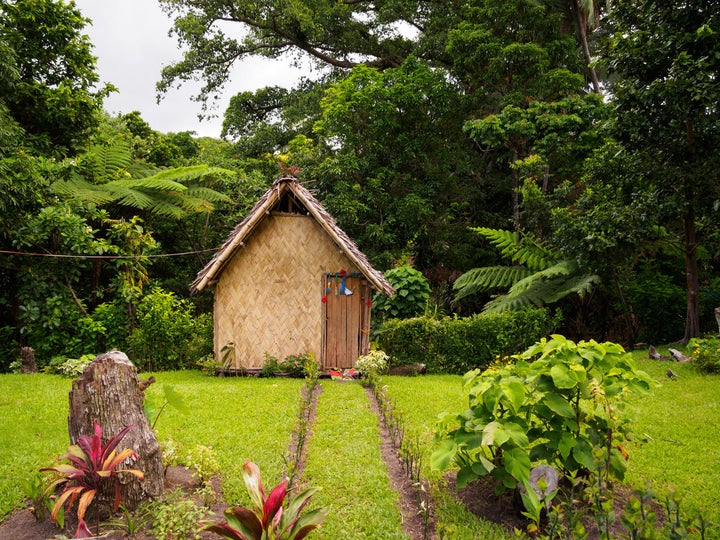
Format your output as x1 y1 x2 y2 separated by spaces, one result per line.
191 176 394 372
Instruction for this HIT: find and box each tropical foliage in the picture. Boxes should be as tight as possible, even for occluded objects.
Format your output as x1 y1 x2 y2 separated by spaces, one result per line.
202 461 327 540
453 228 600 313
41 422 144 538
432 335 653 523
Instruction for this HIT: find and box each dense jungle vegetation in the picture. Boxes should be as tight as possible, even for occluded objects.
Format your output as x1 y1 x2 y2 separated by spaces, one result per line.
1 0 719 371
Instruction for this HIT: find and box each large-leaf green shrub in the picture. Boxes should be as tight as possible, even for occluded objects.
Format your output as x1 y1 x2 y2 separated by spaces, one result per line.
128 287 212 371
432 335 653 496
372 265 431 320
376 307 559 374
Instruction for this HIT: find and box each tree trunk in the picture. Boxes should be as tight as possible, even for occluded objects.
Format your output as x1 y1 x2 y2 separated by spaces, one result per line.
571 0 601 94
68 350 164 517
682 203 700 342
20 346 37 373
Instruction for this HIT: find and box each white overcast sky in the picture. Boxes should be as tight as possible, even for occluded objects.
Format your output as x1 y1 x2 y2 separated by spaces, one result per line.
73 0 311 138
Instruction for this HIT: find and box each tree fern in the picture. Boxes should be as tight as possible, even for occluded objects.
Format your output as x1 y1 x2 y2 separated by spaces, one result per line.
472 227 558 271
455 228 599 312
90 141 132 180
453 266 534 300
51 141 232 218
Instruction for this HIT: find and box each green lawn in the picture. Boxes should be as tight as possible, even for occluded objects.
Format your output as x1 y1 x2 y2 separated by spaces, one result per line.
626 353 720 529
302 381 408 539
2 359 718 537
0 373 71 520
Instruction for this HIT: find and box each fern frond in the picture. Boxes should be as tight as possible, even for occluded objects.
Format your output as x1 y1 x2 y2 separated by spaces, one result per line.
112 177 187 192
157 191 215 214
147 198 188 219
51 178 116 205
114 189 155 210
544 273 600 303
471 227 558 270
183 186 232 203
453 266 533 300
142 165 233 185
91 141 132 180
483 293 539 313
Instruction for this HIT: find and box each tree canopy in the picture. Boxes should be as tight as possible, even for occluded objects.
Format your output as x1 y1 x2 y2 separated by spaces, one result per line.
1 0 720 370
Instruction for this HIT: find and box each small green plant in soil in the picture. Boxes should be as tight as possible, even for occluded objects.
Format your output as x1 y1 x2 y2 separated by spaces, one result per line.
149 489 205 540
41 422 144 538
202 460 327 540
101 502 153 538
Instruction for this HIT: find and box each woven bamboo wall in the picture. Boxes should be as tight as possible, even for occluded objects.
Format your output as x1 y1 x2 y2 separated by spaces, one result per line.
214 213 359 369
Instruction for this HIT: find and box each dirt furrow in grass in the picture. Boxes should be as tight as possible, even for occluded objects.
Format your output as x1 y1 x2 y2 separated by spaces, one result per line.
365 385 434 540
301 380 410 539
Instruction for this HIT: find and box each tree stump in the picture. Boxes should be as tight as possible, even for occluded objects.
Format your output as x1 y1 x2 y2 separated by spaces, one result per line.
20 346 37 373
67 350 164 517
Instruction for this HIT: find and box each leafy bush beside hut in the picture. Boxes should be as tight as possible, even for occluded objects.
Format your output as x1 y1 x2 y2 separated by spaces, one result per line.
376 307 561 374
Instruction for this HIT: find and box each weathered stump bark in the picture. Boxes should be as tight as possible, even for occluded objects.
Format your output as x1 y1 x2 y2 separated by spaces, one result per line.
20 346 37 373
68 350 164 517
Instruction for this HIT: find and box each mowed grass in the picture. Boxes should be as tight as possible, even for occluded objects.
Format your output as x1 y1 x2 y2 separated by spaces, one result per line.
302 380 408 539
145 372 304 504
626 351 720 530
0 373 71 520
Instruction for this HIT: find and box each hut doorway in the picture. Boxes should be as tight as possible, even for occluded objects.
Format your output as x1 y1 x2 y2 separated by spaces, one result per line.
322 274 372 370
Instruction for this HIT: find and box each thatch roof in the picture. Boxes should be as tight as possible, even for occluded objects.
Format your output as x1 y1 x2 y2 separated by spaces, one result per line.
190 176 395 296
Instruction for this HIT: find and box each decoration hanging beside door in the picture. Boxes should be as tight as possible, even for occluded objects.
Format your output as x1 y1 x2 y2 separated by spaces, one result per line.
323 270 362 301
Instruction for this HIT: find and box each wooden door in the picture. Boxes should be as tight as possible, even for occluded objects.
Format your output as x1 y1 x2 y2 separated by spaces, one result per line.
322 274 372 369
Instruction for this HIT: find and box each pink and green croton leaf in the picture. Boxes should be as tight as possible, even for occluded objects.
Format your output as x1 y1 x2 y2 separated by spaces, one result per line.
203 461 327 540
41 422 144 538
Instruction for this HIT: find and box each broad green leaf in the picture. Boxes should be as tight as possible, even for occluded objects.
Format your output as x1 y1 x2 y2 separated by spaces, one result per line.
543 392 575 418
608 447 628 480
456 466 479 488
558 432 577 461
502 422 530 448
572 439 594 470
500 379 526 413
482 385 502 413
503 447 531 484
482 421 500 446
430 439 457 471
550 363 578 389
